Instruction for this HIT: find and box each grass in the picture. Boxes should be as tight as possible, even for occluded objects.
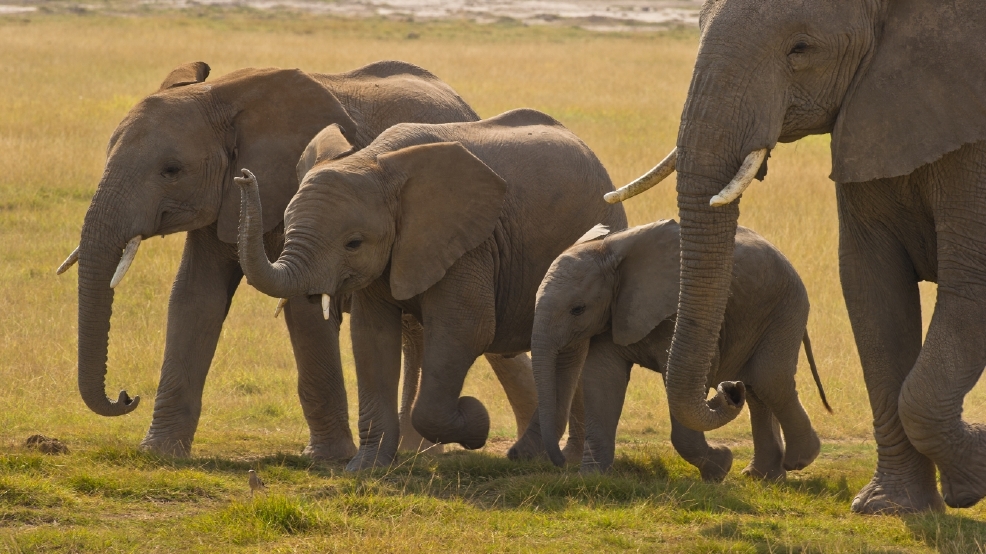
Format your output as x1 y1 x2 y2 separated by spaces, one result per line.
1 9 985 552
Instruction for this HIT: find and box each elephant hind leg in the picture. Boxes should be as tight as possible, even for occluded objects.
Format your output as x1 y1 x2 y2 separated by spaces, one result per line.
397 314 443 455
741 393 785 481
485 352 538 438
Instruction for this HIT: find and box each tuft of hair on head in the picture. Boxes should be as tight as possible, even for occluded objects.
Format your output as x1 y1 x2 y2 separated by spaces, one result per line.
574 224 610 246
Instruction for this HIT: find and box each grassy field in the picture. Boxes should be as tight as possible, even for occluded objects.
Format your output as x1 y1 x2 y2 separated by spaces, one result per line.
2 11 986 552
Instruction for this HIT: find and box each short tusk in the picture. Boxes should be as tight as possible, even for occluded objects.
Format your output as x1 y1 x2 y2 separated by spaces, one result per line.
604 148 677 204
56 246 80 275
110 236 141 289
273 298 288 318
709 148 768 207
321 294 331 321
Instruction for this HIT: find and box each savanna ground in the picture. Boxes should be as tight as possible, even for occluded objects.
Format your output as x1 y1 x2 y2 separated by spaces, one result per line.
2 10 986 553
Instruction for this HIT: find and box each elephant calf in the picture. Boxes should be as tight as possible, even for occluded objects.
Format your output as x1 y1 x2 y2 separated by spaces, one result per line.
523 220 830 481
234 109 628 471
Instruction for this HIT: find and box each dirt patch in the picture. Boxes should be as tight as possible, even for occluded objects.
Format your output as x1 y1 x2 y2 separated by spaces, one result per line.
25 434 69 455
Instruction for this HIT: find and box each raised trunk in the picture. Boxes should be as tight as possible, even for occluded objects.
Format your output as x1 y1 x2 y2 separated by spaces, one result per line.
77 213 140 416
236 173 307 298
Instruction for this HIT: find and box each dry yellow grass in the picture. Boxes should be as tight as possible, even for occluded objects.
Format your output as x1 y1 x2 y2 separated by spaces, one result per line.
2 12 986 552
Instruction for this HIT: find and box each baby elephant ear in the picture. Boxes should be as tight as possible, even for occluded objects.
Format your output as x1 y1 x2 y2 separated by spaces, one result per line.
158 62 210 91
377 142 507 301
296 124 354 183
610 220 681 346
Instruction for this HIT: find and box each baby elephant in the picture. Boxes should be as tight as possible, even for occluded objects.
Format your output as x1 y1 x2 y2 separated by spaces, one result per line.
528 220 830 481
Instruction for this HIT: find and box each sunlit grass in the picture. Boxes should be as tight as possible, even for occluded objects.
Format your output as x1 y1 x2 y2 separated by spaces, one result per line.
1 11 984 552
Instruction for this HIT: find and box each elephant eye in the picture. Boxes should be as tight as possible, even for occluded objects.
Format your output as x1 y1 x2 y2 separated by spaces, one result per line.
789 41 809 55
345 238 363 251
570 304 586 316
161 163 182 179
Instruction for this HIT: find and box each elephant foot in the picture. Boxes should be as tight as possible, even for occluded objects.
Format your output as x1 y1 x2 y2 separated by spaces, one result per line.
937 424 986 508
413 396 490 451
741 462 785 482
782 429 821 471
398 418 444 456
851 471 944 514
302 437 357 462
507 431 543 461
696 446 733 483
345 445 397 472
139 434 192 458
562 436 584 465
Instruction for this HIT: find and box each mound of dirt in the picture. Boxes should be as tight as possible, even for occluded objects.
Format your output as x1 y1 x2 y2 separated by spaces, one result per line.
25 434 69 455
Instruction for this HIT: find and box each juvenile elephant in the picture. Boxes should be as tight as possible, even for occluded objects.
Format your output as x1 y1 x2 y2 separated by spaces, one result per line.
234 108 628 470
58 60 537 459
521 220 830 481
608 0 986 513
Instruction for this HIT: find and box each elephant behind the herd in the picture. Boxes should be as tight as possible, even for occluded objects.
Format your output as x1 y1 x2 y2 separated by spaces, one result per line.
612 0 986 514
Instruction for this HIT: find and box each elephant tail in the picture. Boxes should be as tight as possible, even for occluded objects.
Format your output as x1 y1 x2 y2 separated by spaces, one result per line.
802 331 833 414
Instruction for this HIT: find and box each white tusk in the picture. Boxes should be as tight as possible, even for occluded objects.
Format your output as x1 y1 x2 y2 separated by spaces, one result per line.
322 294 331 321
110 236 141 289
604 148 677 204
273 298 288 318
56 246 80 275
709 149 768 207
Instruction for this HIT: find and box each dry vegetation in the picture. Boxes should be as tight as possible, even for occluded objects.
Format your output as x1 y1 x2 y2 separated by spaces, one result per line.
1 11 986 552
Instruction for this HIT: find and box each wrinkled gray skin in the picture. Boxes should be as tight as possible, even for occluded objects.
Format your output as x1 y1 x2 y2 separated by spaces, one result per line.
235 108 628 471
516 221 825 481
646 0 986 513
72 60 537 460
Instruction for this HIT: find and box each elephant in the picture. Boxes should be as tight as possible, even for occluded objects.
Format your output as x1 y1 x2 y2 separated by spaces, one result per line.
607 0 986 513
57 59 538 460
233 108 629 471
517 220 830 481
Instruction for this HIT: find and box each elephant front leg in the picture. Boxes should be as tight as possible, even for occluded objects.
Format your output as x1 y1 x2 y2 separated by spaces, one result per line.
839 191 943 514
741 393 785 481
346 293 403 471
141 228 242 457
580 341 633 473
282 294 357 462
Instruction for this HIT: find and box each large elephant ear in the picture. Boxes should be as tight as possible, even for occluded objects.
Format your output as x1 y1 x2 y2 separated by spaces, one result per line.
377 141 507 300
214 68 358 243
158 62 210 91
831 0 986 184
609 220 681 346
296 124 355 184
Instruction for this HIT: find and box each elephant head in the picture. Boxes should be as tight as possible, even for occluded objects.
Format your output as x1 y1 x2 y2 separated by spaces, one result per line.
609 0 986 432
533 221 681 466
68 62 357 416
235 125 507 308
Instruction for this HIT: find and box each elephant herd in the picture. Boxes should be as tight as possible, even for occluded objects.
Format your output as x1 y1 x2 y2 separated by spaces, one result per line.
58 0 986 516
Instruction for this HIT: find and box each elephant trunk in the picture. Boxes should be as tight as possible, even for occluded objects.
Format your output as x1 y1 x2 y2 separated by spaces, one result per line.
532 338 566 467
76 206 140 417
236 171 308 298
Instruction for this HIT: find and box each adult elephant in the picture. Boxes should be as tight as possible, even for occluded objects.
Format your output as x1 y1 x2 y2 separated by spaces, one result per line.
609 0 986 514
58 60 537 459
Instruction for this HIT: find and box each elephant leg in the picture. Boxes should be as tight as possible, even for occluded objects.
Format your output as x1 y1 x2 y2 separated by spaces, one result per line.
580 341 632 473
484 352 538 438
398 314 443 454
282 293 357 462
741 392 785 481
345 292 403 471
900 149 986 509
562 382 586 465
141 228 240 457
669 413 733 483
839 185 943 514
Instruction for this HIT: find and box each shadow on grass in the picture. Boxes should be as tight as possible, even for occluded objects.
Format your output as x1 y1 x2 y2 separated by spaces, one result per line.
905 512 986 554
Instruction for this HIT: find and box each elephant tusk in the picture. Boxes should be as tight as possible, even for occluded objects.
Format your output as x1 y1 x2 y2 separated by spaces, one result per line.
110 236 141 289
604 148 677 204
56 246 80 275
709 148 768 207
273 298 288 318
321 294 331 321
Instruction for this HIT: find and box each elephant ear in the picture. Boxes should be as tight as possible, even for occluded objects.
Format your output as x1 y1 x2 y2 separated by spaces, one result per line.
609 220 681 346
214 68 358 243
158 62 210 91
830 0 986 184
377 141 507 300
296 124 355 184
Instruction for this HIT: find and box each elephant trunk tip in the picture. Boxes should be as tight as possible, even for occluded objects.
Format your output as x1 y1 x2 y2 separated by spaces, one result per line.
545 442 566 468
718 381 745 409
83 389 141 417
